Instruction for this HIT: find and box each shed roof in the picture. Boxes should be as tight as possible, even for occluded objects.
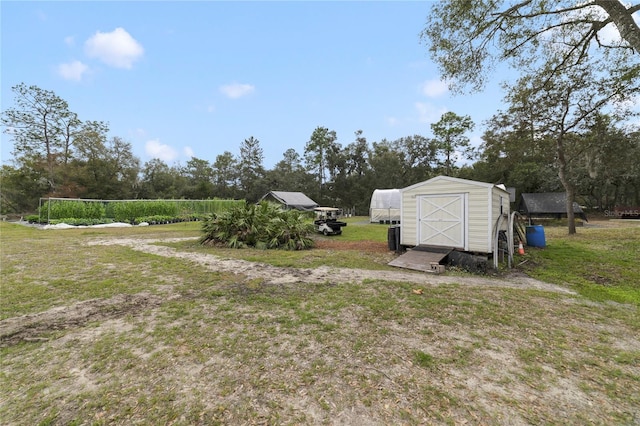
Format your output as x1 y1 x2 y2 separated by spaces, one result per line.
260 191 318 211
519 193 587 221
401 175 509 194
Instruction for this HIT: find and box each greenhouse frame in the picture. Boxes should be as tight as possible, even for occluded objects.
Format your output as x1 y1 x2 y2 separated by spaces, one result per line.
369 189 401 224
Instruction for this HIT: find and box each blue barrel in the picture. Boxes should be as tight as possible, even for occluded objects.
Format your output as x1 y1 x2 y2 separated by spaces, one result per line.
526 225 546 248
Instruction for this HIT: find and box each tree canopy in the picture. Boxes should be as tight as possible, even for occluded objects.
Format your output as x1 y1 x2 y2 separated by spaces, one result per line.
422 0 640 93
421 0 640 234
2 83 639 227
430 112 475 176
1 83 106 194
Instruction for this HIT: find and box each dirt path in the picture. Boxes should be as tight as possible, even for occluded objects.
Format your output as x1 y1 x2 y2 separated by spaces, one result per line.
87 237 575 294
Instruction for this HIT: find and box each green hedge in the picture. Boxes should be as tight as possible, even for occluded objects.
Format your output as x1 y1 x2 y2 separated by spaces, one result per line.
40 201 105 220
39 199 244 224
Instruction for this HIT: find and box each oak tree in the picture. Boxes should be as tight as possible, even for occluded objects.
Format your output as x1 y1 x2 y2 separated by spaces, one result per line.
422 0 640 93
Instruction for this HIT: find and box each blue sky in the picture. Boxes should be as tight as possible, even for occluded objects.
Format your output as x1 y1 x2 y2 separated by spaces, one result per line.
2 1 512 169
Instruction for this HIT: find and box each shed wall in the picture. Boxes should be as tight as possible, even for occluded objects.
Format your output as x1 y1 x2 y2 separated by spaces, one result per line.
491 190 510 252
400 178 509 253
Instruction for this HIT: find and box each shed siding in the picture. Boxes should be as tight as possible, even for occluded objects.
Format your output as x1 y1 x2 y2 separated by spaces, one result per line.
400 177 509 253
491 190 510 252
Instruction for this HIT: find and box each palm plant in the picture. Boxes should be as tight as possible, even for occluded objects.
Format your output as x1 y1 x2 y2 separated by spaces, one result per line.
200 202 314 250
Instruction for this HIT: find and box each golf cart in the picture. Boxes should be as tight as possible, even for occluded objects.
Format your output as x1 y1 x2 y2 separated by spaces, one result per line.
313 207 347 236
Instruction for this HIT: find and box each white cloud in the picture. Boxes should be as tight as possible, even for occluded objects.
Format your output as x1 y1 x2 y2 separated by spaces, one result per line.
57 60 89 81
415 102 447 124
145 139 177 162
421 79 448 98
385 116 399 126
183 146 194 158
129 128 148 142
133 128 147 138
84 27 144 69
219 83 255 99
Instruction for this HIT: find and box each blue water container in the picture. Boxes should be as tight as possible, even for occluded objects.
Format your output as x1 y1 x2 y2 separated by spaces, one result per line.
526 225 546 248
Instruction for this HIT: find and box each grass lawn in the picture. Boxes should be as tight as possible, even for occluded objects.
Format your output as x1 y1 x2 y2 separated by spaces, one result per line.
1 218 638 425
521 223 640 305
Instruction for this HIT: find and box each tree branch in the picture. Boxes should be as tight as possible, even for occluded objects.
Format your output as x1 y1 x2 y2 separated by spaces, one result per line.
594 0 640 53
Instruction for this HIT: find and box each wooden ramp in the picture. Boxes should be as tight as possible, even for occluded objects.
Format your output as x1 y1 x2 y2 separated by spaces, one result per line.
388 247 452 272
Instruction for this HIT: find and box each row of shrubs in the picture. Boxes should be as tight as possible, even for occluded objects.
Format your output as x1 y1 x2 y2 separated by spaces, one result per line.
32 199 316 251
25 214 209 226
40 200 106 220
35 199 244 224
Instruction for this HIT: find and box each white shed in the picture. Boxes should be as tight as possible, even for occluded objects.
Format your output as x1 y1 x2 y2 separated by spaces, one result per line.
400 176 510 253
369 189 401 223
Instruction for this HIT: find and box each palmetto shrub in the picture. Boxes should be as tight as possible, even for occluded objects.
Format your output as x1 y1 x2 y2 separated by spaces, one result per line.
200 202 314 250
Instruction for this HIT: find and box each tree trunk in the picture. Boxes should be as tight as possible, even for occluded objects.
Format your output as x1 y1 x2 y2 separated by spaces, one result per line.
42 114 57 193
611 183 620 207
594 0 640 54
564 182 577 235
556 137 576 234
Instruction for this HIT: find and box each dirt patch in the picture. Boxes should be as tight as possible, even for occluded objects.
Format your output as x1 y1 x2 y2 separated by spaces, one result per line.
0 292 172 348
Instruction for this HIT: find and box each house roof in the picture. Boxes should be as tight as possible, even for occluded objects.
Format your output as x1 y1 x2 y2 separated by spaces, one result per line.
519 193 587 221
260 191 318 211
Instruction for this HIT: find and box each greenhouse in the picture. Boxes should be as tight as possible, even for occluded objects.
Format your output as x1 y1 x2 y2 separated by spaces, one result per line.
369 189 401 224
34 198 244 225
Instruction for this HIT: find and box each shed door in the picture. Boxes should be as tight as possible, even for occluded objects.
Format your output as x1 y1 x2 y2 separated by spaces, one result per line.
417 194 466 249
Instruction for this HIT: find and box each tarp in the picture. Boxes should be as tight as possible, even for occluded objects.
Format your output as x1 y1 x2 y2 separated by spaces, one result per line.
519 193 588 221
259 191 318 211
370 189 401 223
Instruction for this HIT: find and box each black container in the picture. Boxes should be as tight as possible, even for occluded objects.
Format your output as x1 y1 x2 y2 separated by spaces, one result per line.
388 226 398 251
388 225 402 251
